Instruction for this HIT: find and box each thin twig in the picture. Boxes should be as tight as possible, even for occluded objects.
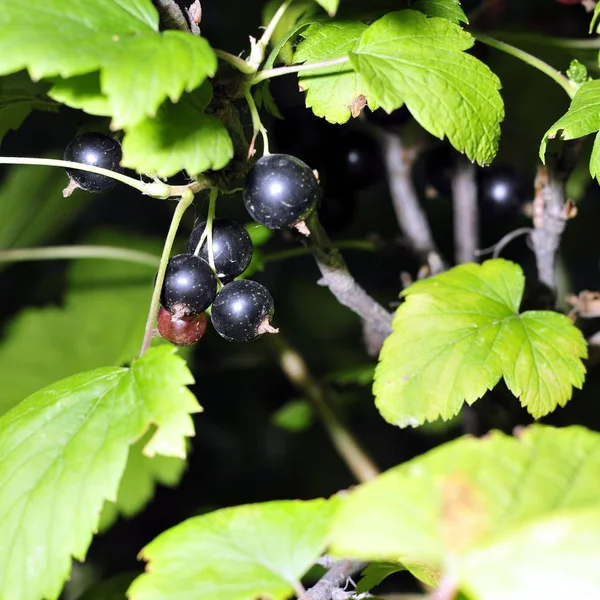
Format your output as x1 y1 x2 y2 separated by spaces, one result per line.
152 0 195 33
271 335 379 483
451 160 479 264
299 559 367 600
475 227 533 258
303 212 393 337
379 132 447 274
249 56 351 85
0 245 159 267
530 142 582 293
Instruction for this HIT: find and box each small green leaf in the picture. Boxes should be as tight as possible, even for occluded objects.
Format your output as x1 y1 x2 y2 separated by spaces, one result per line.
314 0 340 17
413 0 468 23
325 364 376 386
355 562 406 594
49 73 111 116
0 0 217 129
330 425 600 593
540 80 600 178
350 10 504 165
294 22 371 124
0 86 57 142
271 399 314 432
122 89 233 177
0 346 201 600
128 499 337 600
590 3 600 33
374 259 587 427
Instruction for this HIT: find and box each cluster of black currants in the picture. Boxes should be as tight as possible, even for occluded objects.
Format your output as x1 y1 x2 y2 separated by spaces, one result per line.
62 133 322 346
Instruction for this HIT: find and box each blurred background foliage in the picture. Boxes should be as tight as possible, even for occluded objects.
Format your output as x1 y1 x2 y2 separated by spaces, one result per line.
2 0 600 597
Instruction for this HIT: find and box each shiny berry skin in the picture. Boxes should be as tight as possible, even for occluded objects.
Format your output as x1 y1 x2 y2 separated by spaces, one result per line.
157 307 207 346
478 165 529 217
243 153 320 229
211 280 276 342
187 219 253 283
160 254 217 317
63 133 122 192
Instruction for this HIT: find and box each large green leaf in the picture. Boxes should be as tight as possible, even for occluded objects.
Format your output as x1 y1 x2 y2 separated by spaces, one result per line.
294 22 372 124
0 345 201 600
350 10 503 165
128 499 337 600
330 425 600 595
374 259 586 427
0 234 159 417
540 80 600 180
121 88 233 177
413 0 468 23
0 0 217 129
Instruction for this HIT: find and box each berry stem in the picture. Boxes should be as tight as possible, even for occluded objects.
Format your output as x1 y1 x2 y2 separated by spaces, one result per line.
214 49 256 74
246 0 293 72
472 31 578 98
0 156 207 199
205 188 218 273
0 245 159 267
139 188 195 356
270 334 379 483
249 56 350 85
243 88 270 156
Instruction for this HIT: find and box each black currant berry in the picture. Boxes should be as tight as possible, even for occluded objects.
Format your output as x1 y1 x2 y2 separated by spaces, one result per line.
243 153 320 229
160 254 217 317
187 219 253 283
211 280 277 342
63 132 122 192
338 130 383 190
478 165 529 217
157 307 207 346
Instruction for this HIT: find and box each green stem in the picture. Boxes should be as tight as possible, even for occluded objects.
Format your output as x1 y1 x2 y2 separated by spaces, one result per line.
262 239 378 264
0 245 159 267
247 0 293 71
205 188 218 273
489 31 600 50
250 56 350 86
243 88 270 156
214 49 256 74
472 31 578 98
0 156 207 199
139 188 196 356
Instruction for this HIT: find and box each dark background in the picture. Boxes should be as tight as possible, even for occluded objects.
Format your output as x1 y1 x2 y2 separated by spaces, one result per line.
2 0 600 596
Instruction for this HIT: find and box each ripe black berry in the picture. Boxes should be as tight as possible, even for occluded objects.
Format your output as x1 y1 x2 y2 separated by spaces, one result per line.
160 254 217 317
211 280 277 342
337 130 383 190
63 132 122 192
478 165 529 217
187 219 253 283
243 153 320 229
157 307 207 346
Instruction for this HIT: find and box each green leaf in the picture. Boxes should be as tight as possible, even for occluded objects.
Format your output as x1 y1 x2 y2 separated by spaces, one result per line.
350 10 503 165
128 499 337 600
413 0 468 23
79 572 138 600
294 22 371 124
0 234 159 416
355 562 406 594
0 345 201 600
0 163 91 251
374 259 587 427
325 363 376 386
48 73 111 117
0 0 217 129
98 431 186 531
271 399 314 432
121 88 233 177
540 80 600 178
330 425 600 594
591 131 600 181
314 0 340 17
0 86 57 142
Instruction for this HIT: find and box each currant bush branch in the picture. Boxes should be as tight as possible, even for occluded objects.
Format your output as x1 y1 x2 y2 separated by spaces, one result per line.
452 159 479 264
152 0 198 35
299 559 367 600
249 56 351 85
378 131 447 275
0 156 208 199
214 49 256 74
472 31 578 98
303 212 393 337
139 188 196 356
270 335 379 484
0 246 159 267
243 88 270 156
